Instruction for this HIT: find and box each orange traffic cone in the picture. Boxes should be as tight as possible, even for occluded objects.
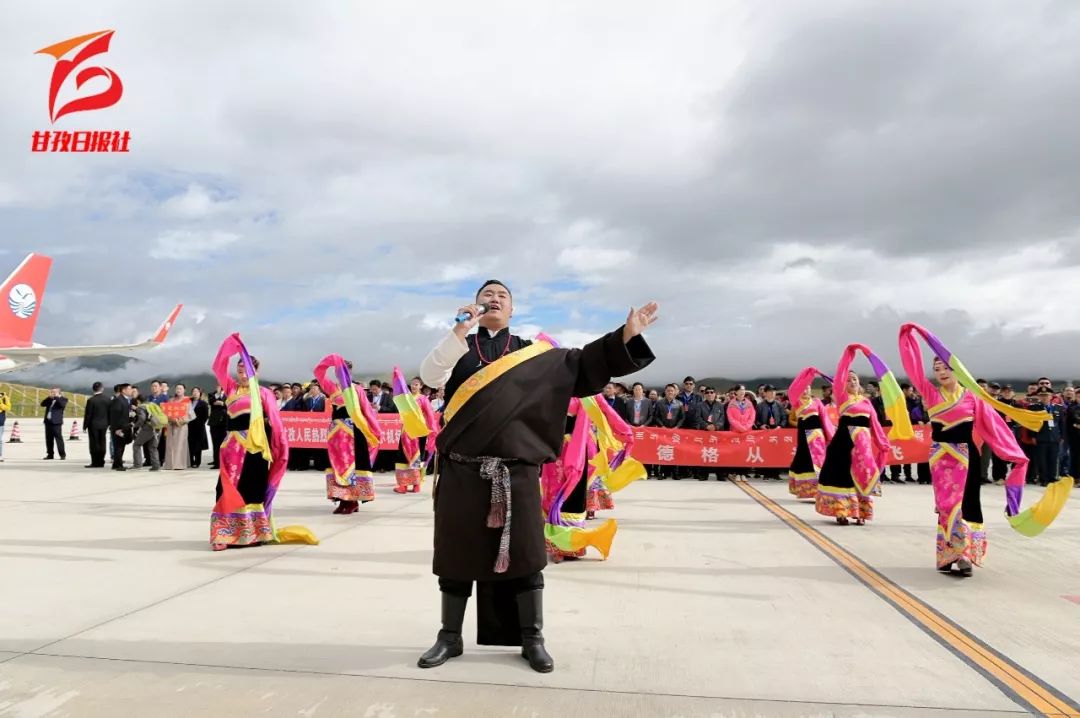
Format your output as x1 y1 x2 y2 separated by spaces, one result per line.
69 420 80 440
8 421 22 443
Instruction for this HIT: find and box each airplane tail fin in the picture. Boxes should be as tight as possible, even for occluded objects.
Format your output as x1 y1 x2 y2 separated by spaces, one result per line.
150 304 183 344
0 254 52 347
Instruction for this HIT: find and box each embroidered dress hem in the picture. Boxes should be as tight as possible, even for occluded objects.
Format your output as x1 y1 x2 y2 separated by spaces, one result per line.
586 484 615 512
937 519 986 568
545 538 586 561
815 486 873 520
395 466 422 491
211 503 273 546
546 509 588 561
326 470 375 502
788 472 818 499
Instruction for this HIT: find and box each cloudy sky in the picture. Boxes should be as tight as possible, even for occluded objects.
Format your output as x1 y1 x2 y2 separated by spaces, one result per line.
3 1 1080 386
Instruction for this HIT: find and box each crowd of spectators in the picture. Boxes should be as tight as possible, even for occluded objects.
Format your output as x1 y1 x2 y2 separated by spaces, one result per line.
31 370 1075 488
598 375 1079 487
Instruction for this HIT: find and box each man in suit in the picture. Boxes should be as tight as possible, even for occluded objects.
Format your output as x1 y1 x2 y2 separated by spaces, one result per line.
624 382 656 477
306 381 326 412
690 387 727 480
40 387 68 460
83 382 112 468
108 383 135 471
601 382 626 418
653 384 686 479
624 382 654 428
368 379 394 413
277 383 293 410
754 385 787 480
281 383 306 412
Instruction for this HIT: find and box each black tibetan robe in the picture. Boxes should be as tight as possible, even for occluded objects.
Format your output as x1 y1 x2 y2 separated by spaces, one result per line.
432 325 652 641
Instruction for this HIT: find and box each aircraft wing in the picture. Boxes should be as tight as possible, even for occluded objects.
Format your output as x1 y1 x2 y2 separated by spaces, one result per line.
0 304 182 361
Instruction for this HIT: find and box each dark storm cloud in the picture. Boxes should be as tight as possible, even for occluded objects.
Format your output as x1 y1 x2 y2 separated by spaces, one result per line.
555 2 1080 264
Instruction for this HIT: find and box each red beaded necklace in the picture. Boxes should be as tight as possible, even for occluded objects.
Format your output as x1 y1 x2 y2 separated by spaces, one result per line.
474 329 512 365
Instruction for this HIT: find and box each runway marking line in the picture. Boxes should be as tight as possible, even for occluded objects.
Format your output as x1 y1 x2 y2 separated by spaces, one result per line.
732 480 1080 718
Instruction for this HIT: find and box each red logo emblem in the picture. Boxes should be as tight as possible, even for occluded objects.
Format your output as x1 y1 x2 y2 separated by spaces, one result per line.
35 30 123 123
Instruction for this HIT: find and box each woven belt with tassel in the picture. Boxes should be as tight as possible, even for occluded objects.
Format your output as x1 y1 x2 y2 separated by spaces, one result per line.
448 452 514 574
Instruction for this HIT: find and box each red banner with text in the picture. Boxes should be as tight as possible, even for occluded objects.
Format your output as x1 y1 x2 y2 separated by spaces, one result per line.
281 412 935 468
625 427 933 468
281 411 405 450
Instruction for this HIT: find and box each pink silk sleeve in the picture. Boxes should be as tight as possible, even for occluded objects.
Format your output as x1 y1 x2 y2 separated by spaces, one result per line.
596 396 633 444
262 385 290 514
313 356 343 398
787 367 819 405
419 394 440 447
357 386 383 441
541 461 560 514
867 403 891 471
832 345 859 405
212 334 241 396
816 399 836 442
562 400 590 486
897 324 940 406
973 398 1029 487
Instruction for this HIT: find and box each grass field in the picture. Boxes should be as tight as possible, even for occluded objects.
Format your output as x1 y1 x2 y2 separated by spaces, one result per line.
0 381 89 420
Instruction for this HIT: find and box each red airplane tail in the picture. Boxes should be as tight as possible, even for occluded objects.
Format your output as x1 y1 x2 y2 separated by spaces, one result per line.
0 254 52 347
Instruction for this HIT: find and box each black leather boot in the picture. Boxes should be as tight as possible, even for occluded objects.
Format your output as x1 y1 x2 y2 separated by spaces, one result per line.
516 589 554 673
417 593 467 668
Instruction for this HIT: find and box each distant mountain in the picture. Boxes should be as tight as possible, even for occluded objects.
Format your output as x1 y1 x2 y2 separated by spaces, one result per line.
11 354 146 392
70 354 144 372
130 372 224 394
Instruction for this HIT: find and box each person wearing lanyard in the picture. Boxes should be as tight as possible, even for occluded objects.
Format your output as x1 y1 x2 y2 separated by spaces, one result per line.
755 385 787 479
693 388 725 480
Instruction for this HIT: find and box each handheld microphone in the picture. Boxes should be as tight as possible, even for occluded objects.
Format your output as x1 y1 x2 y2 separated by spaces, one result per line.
454 303 490 324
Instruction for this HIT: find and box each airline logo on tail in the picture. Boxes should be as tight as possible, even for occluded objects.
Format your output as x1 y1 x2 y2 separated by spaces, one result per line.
0 252 182 374
0 254 52 346
8 284 37 319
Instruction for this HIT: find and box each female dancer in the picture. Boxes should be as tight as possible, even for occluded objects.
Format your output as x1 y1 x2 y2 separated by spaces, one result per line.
898 324 1066 576
314 354 383 514
392 369 438 493
786 367 835 500
210 333 291 550
542 394 646 561
815 344 912 526
585 393 637 517
585 441 615 519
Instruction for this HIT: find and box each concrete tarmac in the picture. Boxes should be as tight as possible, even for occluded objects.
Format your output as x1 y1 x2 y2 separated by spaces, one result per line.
0 421 1078 717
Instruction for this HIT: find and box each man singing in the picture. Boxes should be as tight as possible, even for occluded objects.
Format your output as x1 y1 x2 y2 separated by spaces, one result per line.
417 279 656 673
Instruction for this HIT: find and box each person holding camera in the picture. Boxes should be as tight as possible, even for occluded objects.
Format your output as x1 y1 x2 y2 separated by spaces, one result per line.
41 387 68 460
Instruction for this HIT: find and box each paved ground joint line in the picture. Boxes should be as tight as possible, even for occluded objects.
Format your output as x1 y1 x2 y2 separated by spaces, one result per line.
11 651 1036 715
732 480 1080 718
15 497 421 661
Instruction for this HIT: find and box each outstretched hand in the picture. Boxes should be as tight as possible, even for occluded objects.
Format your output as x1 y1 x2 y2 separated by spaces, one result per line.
622 302 659 343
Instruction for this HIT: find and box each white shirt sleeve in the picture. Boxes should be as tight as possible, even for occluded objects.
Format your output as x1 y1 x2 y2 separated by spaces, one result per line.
420 330 469 389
